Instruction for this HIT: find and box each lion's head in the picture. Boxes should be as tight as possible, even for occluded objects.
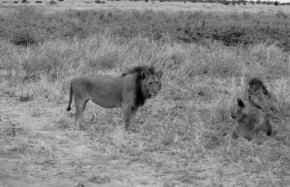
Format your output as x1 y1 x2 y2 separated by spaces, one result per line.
122 66 163 107
140 69 162 98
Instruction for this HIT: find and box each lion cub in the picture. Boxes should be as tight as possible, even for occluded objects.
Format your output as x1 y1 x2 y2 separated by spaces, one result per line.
232 98 272 141
248 78 271 108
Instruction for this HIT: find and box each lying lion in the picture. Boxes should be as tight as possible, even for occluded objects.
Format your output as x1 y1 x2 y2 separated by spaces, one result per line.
66 66 163 130
231 98 272 141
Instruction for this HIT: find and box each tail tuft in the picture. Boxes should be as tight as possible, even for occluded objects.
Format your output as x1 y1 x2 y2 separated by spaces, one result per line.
267 128 272 136
66 107 71 111
267 123 272 136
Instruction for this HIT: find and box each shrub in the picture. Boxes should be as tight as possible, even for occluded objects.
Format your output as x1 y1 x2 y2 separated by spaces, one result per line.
58 0 64 1
95 0 105 3
21 0 28 3
35 0 42 3
274 1 279 5
49 0 57 4
19 92 33 102
221 1 230 5
13 1 19 4
10 30 38 47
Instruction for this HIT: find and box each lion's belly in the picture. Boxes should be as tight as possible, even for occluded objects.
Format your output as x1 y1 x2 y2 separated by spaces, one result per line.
86 77 124 108
91 95 122 108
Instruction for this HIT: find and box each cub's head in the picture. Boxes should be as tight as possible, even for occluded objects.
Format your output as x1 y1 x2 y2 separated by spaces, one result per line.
248 78 270 98
231 98 253 120
235 98 247 121
141 70 162 98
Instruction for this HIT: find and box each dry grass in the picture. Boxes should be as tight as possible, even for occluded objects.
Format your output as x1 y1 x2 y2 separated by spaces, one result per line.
0 4 289 187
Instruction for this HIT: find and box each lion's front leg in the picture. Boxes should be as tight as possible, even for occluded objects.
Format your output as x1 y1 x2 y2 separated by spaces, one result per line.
122 104 132 131
130 108 138 132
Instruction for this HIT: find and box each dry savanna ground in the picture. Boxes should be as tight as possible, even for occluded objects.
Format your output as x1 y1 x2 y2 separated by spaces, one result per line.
0 1 290 187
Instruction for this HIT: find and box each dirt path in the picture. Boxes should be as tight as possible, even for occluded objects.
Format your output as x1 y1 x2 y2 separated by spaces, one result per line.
0 94 174 187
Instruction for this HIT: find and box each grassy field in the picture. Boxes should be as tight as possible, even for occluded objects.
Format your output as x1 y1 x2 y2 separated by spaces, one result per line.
0 2 290 187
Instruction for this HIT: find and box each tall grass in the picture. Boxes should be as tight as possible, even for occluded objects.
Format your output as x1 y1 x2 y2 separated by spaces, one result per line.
1 7 289 50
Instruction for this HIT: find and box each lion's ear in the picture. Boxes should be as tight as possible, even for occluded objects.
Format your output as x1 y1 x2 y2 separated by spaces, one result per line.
155 71 163 78
141 71 150 80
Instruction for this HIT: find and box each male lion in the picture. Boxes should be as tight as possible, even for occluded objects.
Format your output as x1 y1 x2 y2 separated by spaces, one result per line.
66 66 163 130
232 98 272 141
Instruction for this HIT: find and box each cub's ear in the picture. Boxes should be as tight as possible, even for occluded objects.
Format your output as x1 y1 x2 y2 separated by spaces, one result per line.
237 98 245 107
155 71 163 79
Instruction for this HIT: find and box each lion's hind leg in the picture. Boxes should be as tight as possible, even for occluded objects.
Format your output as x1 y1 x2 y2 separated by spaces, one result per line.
74 99 89 130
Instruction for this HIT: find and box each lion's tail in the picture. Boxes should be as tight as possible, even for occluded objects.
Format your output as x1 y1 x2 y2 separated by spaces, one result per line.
66 83 73 111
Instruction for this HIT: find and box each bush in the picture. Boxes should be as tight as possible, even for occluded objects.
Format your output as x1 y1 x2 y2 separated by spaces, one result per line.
58 0 63 1
21 0 28 3
274 1 279 5
35 0 42 3
95 0 105 3
49 0 57 4
13 1 19 4
221 1 230 5
10 30 38 47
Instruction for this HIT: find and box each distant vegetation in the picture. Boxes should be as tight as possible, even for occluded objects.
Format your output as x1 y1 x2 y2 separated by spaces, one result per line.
95 0 106 3
1 7 289 51
137 0 290 6
49 0 57 4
